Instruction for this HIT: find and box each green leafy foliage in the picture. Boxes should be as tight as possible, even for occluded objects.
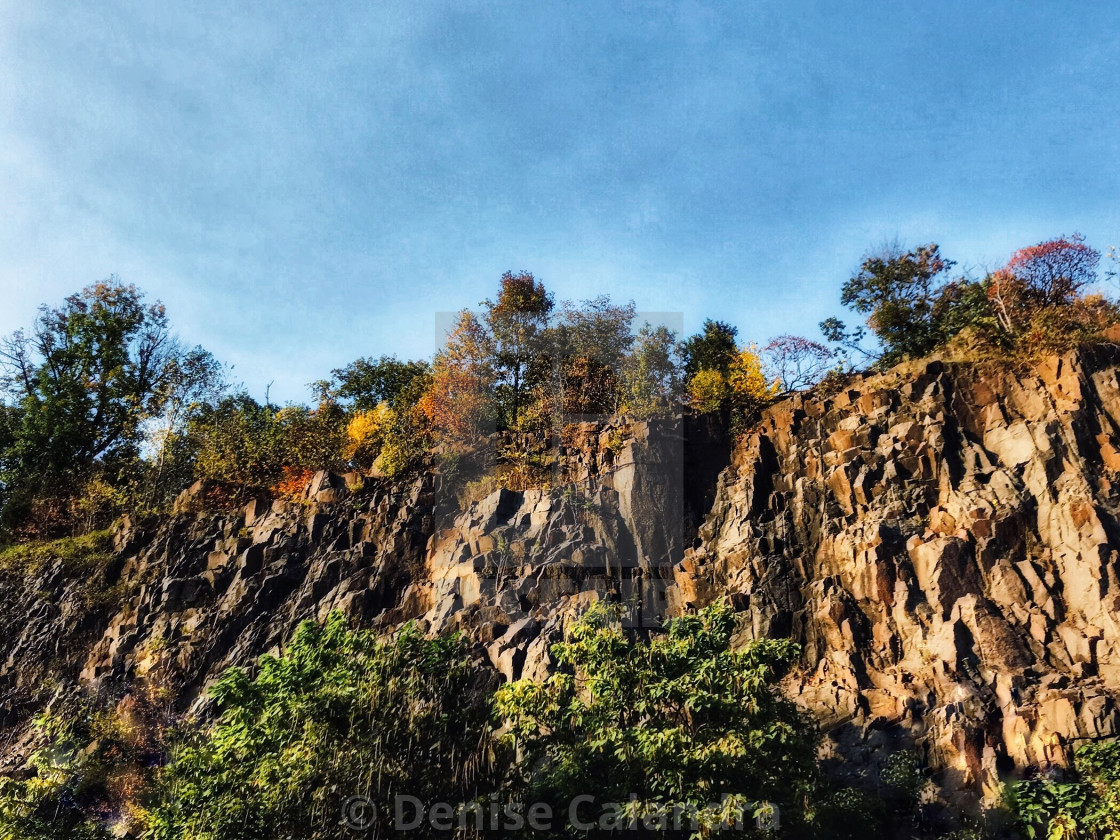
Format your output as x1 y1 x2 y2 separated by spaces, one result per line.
0 282 223 536
494 600 816 834
141 613 500 840
838 243 956 366
179 394 346 492
620 323 682 418
485 271 555 428
1010 742 1120 840
825 236 1120 371
313 355 430 411
0 529 113 578
681 320 739 378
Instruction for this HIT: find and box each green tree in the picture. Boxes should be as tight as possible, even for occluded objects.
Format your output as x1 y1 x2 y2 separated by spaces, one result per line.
839 243 955 366
313 355 430 411
484 272 554 428
0 282 217 532
680 320 738 378
495 600 816 835
539 296 636 418
620 323 682 417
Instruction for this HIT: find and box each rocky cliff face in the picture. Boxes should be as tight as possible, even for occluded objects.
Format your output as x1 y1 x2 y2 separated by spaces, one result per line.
1 348 1119 815
679 346 1120 811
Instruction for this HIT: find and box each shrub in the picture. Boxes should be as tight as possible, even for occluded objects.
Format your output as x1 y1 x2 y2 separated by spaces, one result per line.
1009 740 1120 839
0 530 113 579
687 368 729 413
494 600 816 832
142 613 500 840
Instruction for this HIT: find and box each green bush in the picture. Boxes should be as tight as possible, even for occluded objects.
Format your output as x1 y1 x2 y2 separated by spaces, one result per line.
494 600 817 833
141 613 500 840
1009 741 1120 839
0 530 113 580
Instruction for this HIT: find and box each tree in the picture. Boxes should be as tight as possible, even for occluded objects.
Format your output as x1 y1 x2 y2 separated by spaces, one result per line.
0 281 213 531
495 601 816 833
552 296 636 372
182 394 288 489
839 243 955 365
680 320 738 378
989 234 1103 335
1005 233 1099 306
0 283 172 477
728 345 780 420
418 310 496 443
819 317 878 369
762 335 834 392
313 355 429 411
619 323 681 418
545 296 635 418
484 272 554 428
142 347 226 509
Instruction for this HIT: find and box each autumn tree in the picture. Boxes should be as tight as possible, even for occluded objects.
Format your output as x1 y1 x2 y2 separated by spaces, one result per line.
418 310 496 443
484 272 553 428
989 234 1103 335
1006 233 1099 305
762 335 834 392
728 345 780 421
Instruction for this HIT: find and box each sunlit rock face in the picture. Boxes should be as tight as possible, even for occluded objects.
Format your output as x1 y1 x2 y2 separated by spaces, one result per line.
2 345 1119 817
681 347 1120 811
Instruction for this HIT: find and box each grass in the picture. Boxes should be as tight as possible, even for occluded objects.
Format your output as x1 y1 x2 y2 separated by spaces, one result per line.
0 529 115 579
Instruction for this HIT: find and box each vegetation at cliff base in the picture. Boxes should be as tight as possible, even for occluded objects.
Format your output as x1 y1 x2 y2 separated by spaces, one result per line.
495 600 816 834
1009 741 1120 840
141 615 500 840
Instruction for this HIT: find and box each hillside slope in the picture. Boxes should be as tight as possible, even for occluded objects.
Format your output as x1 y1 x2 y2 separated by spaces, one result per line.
2 347 1119 817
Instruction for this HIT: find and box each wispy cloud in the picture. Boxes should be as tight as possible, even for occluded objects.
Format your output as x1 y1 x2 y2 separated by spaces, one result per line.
2 0 1118 401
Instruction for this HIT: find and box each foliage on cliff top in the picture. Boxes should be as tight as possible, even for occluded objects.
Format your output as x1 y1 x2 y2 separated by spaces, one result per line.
821 235 1120 370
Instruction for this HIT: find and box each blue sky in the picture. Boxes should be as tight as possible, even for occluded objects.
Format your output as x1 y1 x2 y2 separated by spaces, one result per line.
2 1 1118 402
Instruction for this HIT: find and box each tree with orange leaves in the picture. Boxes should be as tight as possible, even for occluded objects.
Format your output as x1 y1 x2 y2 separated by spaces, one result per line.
417 310 497 443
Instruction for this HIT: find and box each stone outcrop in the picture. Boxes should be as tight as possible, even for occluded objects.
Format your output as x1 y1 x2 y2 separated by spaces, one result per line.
2 346 1120 818
679 347 1120 811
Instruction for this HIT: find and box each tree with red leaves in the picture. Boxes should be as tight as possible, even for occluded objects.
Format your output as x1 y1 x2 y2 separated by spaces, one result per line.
989 234 1101 334
1005 234 1100 305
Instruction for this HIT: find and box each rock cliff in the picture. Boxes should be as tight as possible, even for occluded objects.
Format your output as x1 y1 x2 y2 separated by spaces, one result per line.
680 346 1120 811
2 347 1119 817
